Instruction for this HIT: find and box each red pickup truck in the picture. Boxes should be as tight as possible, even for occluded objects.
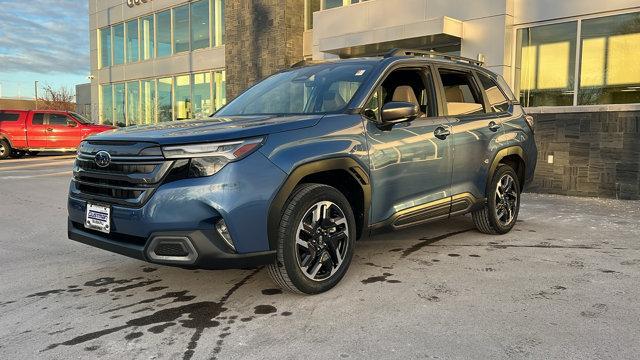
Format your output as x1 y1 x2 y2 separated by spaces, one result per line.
0 110 114 159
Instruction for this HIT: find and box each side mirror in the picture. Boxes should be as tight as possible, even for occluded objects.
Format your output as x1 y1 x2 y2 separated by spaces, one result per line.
381 102 419 125
67 119 77 127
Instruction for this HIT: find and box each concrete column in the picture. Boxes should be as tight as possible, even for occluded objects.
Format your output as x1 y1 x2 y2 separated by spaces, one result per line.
225 0 305 100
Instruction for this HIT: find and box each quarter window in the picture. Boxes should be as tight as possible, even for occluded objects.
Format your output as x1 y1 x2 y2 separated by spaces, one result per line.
438 69 485 116
0 112 19 121
477 72 510 113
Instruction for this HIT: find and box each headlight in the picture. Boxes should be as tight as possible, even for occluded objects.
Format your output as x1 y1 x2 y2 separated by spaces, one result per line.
162 138 264 177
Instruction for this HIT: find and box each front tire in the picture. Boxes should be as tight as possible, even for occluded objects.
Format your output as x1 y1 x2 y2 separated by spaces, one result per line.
267 183 356 294
472 165 521 234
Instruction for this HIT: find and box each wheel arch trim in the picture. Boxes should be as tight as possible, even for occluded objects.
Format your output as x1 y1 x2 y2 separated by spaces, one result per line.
267 157 372 251
487 146 527 193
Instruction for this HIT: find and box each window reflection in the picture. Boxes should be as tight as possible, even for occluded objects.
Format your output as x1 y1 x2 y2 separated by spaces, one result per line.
175 75 192 120
173 5 190 54
113 23 125 65
125 20 139 63
100 85 113 125
99 27 111 68
156 10 172 57
141 16 154 61
114 83 126 127
193 73 212 118
191 0 210 50
579 12 640 105
141 80 156 124
516 22 577 107
158 78 173 122
126 81 140 125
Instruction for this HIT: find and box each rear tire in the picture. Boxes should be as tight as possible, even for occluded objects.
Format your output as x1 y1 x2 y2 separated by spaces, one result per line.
267 183 356 294
0 139 11 160
472 165 521 235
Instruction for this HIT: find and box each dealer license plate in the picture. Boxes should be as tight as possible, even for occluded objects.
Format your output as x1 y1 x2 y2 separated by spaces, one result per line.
85 203 111 234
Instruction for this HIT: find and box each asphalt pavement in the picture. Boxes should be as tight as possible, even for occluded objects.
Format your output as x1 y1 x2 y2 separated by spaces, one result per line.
1 155 639 359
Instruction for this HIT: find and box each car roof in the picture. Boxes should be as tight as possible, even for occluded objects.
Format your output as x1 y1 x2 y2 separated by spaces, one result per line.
0 109 72 113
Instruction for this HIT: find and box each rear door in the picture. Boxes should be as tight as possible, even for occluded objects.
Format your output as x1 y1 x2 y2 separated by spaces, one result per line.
27 112 48 148
0 111 28 148
435 66 506 201
46 113 82 148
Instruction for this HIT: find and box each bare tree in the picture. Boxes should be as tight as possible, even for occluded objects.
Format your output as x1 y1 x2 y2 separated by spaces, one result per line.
38 84 76 111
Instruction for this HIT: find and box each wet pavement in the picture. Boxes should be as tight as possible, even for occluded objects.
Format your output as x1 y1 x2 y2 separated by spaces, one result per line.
1 156 639 359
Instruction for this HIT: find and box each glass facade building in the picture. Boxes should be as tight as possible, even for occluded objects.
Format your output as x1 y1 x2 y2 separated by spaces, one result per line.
94 0 226 126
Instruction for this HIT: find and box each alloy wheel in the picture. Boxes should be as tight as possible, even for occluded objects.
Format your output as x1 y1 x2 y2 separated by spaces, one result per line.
295 201 349 282
0 144 6 157
495 174 518 226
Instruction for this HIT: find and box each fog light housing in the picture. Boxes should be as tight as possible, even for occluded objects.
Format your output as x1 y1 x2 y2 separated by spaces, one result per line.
216 219 235 251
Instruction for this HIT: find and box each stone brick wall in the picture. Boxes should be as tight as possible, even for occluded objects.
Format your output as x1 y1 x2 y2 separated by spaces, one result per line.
529 111 640 200
225 0 304 100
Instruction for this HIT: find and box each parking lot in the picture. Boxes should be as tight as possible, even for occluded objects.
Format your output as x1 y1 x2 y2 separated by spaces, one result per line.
0 156 639 360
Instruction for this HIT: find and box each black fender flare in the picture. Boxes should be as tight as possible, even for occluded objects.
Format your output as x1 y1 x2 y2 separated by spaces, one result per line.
267 157 372 251
486 146 527 193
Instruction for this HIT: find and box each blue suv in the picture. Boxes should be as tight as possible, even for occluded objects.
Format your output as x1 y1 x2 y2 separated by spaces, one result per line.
68 50 537 294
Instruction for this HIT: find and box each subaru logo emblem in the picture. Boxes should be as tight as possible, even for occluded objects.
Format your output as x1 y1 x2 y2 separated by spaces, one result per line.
95 151 111 168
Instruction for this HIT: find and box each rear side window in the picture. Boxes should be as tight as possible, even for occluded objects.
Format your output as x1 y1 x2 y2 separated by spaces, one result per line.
438 69 485 116
477 72 511 113
0 112 20 121
32 113 45 125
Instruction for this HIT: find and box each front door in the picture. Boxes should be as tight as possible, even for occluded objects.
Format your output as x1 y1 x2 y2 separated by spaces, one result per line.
46 113 81 148
364 67 453 227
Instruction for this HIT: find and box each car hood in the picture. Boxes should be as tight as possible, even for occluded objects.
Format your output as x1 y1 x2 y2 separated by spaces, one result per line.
88 115 323 145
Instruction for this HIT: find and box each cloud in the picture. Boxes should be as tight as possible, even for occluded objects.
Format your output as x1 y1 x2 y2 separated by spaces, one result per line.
0 0 89 75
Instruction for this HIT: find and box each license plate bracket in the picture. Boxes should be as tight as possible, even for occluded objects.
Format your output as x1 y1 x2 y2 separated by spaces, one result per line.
85 203 111 234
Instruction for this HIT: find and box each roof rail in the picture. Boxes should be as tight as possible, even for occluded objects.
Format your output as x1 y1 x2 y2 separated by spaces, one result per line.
383 48 484 66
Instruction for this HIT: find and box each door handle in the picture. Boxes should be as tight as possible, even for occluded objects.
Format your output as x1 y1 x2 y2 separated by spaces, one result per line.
46 128 54 132
434 126 451 140
488 121 501 132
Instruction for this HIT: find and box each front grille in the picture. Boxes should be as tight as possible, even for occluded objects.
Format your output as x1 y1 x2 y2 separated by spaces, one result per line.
70 141 174 207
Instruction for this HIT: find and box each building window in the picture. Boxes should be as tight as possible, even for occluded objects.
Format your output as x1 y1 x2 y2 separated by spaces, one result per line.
212 0 225 46
99 84 113 125
126 81 140 125
125 20 139 63
516 21 577 107
113 23 125 66
114 83 126 127
193 72 212 118
579 12 640 105
191 0 210 50
98 27 111 68
305 0 321 30
141 80 156 124
174 75 192 120
173 5 190 54
324 0 344 9
158 78 173 122
213 70 226 111
156 10 172 57
141 15 154 61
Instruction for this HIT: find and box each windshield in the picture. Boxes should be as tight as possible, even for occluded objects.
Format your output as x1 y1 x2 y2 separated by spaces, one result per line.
216 63 374 116
70 112 95 124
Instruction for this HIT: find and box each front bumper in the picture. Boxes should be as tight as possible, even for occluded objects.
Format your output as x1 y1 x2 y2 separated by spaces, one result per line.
68 220 275 269
67 151 286 269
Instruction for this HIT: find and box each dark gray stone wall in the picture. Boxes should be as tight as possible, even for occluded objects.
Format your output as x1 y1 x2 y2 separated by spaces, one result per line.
529 111 640 200
225 0 304 100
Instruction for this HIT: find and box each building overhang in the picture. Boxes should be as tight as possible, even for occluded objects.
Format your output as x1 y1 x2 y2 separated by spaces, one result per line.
318 16 463 58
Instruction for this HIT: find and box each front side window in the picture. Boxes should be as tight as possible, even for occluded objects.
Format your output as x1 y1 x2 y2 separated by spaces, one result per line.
477 72 510 113
516 21 577 107
173 5 190 54
579 12 640 105
439 69 485 116
49 114 69 126
217 64 373 116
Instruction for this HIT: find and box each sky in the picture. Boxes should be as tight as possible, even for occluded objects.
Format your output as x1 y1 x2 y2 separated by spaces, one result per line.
0 0 89 99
